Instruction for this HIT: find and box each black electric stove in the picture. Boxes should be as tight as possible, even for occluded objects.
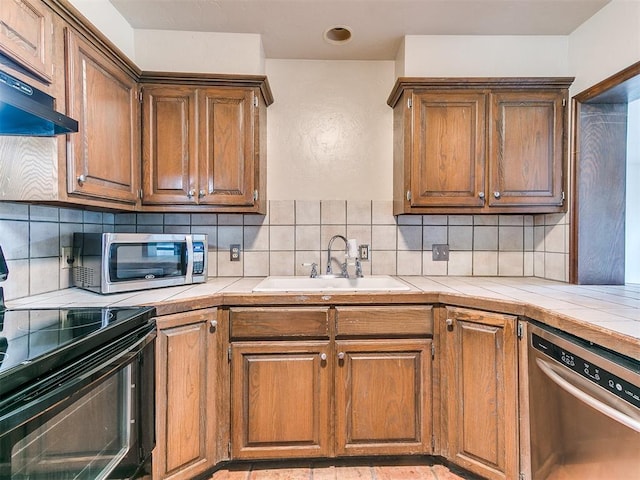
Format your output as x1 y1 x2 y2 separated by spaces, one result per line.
0 306 156 398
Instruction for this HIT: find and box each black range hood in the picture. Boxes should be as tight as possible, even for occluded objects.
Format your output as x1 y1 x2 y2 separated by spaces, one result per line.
0 69 78 136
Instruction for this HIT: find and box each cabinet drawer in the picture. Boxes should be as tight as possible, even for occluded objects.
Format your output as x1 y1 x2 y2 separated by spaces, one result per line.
230 307 329 340
335 306 433 337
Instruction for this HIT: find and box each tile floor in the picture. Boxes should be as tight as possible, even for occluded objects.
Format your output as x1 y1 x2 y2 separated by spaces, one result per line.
209 458 483 479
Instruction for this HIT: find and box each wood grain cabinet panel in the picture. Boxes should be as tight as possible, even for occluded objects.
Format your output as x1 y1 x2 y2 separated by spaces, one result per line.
65 28 140 205
0 0 53 82
388 78 572 215
335 339 433 456
231 341 332 459
154 309 222 480
439 306 519 480
141 75 272 213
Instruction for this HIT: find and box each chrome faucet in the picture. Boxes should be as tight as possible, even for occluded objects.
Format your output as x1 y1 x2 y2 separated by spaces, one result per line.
326 234 349 277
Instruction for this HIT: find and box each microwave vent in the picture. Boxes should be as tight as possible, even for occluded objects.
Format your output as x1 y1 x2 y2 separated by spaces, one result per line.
73 266 95 287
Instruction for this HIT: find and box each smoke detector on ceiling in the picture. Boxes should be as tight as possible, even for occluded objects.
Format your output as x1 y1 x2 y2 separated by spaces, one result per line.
323 25 353 45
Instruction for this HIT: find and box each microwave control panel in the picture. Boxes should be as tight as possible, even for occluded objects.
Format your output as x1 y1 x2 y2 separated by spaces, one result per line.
193 242 205 275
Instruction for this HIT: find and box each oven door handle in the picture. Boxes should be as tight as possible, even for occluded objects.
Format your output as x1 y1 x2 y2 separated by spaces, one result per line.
536 357 640 433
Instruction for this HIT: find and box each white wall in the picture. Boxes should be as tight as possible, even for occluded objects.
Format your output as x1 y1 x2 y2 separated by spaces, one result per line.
399 35 570 77
134 30 265 74
66 0 136 61
569 0 640 95
265 59 395 200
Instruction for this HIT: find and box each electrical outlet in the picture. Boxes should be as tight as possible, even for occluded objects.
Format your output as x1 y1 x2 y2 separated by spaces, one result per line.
60 246 74 270
230 244 241 262
358 244 369 261
432 244 449 261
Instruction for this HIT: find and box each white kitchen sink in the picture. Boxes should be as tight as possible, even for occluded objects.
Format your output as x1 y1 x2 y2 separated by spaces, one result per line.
252 275 411 292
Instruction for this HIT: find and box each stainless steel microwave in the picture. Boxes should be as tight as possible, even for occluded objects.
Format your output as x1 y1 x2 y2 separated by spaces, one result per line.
72 233 207 294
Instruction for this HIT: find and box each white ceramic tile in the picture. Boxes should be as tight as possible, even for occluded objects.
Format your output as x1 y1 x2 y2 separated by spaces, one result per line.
423 225 447 248
544 223 565 253
244 213 267 226
398 225 422 250
372 225 397 250
193 225 217 248
545 252 567 281
448 215 473 225
0 202 29 220
245 225 270 251
320 225 347 247
136 213 162 225
295 200 320 225
164 213 191 225
346 200 371 224
270 225 295 250
295 251 322 276
321 200 346 224
270 200 295 224
164 225 191 234
448 251 473 275
499 226 524 251
30 205 58 222
115 213 136 225
449 226 472 251
396 214 421 225
136 225 163 234
30 222 59 258
370 250 396 275
474 215 498 226
473 251 498 276
534 226 545 252
191 213 218 225
397 251 422 275
524 226 534 251
217 226 243 248
60 208 84 223
243 251 270 276
217 251 243 276
102 212 115 225
423 215 448 226
2 259 29 300
423 254 448 275
218 214 243 226
346 225 372 247
115 225 136 233
524 251 534 276
295 225 321 251
474 226 498 250
207 251 217 277
0 220 29 259
545 213 566 226
269 251 295 275
533 251 545 277
499 215 524 226
30 257 60 295
499 251 524 276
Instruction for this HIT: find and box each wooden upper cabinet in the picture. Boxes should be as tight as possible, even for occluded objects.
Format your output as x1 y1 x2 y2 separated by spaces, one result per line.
0 0 53 82
410 91 486 208
489 90 565 207
388 77 573 215
142 86 197 204
141 74 272 213
65 28 140 205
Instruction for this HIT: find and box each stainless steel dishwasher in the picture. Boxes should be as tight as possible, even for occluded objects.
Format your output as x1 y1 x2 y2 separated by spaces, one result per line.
526 321 639 480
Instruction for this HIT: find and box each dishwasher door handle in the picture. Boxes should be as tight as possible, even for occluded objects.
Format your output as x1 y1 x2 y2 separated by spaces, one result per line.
536 356 640 433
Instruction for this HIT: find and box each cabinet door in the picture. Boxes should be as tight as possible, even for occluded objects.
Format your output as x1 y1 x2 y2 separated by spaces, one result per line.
0 0 53 82
141 86 198 205
489 90 565 207
335 339 432 456
441 306 518 480
198 87 256 206
65 29 139 205
154 309 220 480
411 91 486 207
231 341 331 459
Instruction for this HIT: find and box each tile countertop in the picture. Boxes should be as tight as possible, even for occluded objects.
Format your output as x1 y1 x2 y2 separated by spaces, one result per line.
7 276 640 360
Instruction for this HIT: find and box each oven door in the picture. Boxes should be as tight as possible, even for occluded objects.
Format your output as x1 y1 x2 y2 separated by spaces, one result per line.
0 323 155 479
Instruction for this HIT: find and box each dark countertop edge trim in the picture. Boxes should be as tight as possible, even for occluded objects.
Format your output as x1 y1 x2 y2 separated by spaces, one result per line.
147 290 639 359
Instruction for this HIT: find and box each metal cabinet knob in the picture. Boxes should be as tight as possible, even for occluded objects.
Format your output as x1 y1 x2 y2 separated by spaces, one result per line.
198 190 206 198
445 318 453 327
210 319 218 328
493 191 501 199
77 174 86 185
478 191 485 199
320 353 327 361
337 352 345 360
187 189 196 198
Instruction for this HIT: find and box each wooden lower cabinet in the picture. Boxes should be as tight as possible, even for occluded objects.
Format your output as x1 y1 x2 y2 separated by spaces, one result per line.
439 306 519 480
154 308 226 480
230 341 332 459
335 339 432 456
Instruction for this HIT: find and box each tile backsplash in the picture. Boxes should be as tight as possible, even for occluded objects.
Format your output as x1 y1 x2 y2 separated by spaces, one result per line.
0 200 569 301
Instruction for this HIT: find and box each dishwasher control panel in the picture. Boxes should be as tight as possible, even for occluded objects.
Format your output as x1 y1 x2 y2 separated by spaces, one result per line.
532 333 640 409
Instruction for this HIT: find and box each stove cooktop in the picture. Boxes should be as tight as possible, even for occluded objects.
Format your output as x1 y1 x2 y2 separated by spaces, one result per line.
0 306 155 397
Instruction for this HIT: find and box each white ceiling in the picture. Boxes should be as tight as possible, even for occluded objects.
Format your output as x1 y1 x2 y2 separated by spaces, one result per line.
108 0 611 60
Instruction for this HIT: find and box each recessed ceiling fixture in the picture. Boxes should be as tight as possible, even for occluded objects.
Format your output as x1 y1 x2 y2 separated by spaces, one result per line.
323 25 353 45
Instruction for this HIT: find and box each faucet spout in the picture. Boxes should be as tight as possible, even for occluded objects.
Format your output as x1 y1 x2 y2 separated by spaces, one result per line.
326 235 348 277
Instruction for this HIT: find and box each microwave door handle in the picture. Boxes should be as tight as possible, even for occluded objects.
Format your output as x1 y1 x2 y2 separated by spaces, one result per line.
535 357 640 433
185 235 194 283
